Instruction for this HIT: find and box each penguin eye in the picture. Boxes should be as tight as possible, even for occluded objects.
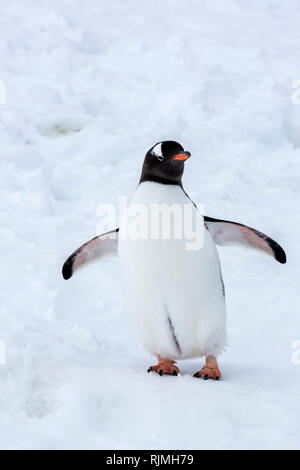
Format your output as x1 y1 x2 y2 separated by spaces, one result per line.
151 143 164 161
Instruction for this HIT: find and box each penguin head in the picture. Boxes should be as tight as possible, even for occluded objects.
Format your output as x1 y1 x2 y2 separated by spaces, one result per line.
139 141 191 186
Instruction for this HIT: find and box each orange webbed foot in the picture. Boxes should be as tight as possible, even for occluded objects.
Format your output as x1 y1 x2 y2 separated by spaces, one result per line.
193 366 221 381
147 359 179 376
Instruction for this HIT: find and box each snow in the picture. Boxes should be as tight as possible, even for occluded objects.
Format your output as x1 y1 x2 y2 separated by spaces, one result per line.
0 0 300 450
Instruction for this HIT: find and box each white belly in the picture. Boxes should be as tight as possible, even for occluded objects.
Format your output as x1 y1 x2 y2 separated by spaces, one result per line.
119 182 226 360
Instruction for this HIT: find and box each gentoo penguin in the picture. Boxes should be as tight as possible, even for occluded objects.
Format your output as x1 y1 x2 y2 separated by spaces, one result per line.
62 141 286 380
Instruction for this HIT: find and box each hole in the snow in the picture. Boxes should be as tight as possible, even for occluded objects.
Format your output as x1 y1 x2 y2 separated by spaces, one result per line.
39 115 91 138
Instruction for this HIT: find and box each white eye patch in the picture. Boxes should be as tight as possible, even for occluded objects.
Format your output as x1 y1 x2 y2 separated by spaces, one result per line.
151 142 163 160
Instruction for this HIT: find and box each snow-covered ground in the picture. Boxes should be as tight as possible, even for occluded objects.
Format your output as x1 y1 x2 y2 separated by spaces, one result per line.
1 0 300 450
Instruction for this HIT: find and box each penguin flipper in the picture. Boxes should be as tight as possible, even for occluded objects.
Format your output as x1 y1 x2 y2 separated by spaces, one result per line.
62 228 119 280
204 217 286 264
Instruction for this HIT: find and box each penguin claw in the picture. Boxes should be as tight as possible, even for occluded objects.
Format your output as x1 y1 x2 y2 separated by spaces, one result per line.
193 366 222 381
147 361 180 376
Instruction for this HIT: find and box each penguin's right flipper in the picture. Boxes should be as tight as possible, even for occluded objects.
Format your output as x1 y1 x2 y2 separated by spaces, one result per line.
62 228 119 280
204 217 286 264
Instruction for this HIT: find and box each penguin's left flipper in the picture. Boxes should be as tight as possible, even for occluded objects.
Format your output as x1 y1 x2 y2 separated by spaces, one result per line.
204 216 286 264
62 228 119 280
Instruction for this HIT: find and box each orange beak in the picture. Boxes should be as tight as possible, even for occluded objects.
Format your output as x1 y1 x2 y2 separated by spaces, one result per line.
172 151 191 161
